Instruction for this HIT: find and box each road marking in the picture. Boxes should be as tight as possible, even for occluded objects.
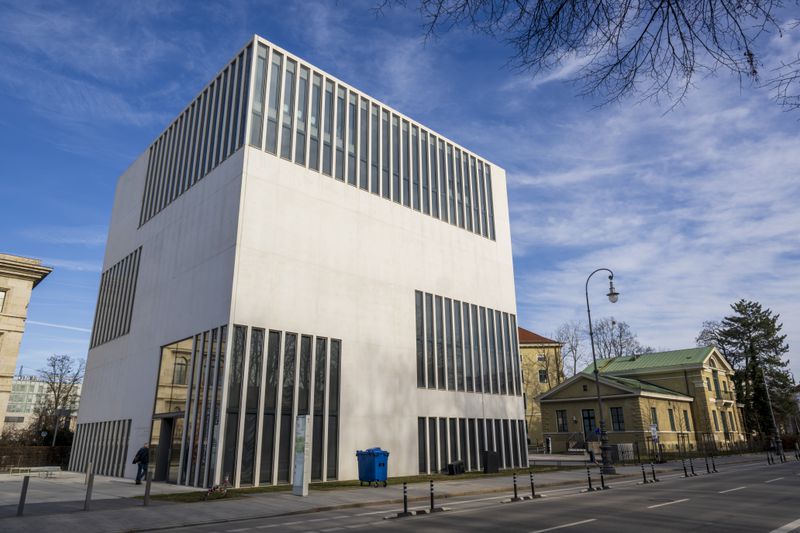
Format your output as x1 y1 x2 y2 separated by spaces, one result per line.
719 486 746 494
647 498 689 509
227 529 251 532
529 518 597 532
769 518 800 532
766 477 785 483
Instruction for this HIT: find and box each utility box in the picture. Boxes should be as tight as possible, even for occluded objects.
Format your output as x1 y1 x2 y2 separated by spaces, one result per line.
481 450 499 473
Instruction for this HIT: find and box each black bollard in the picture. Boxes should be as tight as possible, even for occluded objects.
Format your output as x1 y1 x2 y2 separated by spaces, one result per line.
704 455 711 474
682 457 689 478
396 482 413 518
599 467 608 490
711 454 718 473
529 470 538 498
641 463 649 484
512 472 520 501
650 462 659 482
17 475 29 517
586 466 594 491
430 479 434 512
767 451 773 465
689 456 697 476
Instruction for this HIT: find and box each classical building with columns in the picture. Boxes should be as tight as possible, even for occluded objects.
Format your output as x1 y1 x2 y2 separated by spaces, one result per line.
0 253 52 435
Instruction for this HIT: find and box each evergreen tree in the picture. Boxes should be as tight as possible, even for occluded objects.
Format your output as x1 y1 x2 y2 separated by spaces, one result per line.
697 300 795 437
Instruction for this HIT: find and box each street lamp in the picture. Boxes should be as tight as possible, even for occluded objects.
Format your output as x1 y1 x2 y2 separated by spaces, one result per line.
761 363 785 460
586 268 619 475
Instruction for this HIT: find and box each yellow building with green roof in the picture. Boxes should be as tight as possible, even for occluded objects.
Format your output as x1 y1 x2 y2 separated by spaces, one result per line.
538 346 745 456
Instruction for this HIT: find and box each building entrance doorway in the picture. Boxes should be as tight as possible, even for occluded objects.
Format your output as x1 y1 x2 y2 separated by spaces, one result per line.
151 414 184 483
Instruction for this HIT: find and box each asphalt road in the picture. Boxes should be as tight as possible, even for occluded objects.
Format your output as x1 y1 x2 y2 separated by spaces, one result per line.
165 460 800 533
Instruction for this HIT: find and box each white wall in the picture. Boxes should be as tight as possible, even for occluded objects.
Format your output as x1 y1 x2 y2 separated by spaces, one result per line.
232 147 522 480
78 150 244 477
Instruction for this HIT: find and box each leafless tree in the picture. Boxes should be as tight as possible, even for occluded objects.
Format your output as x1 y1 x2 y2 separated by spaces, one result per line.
554 320 587 376
592 317 653 359
380 0 800 110
38 355 84 446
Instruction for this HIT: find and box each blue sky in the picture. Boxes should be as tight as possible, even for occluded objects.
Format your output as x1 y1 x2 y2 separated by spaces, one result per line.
2 0 799 378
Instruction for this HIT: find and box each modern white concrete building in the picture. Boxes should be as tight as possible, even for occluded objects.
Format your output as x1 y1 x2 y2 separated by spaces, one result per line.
70 35 525 487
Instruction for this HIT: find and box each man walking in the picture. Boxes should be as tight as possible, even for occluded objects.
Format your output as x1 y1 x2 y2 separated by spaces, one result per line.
133 442 149 485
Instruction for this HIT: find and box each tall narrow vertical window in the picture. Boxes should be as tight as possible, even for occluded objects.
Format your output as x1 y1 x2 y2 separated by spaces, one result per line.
347 92 357 185
503 313 515 395
259 330 280 484
402 120 410 206
480 308 491 393
240 328 263 485
464 154 473 231
463 302 474 392
415 291 425 388
478 419 486 457
510 420 520 467
249 44 268 147
279 59 296 160
327 339 341 480
445 298 455 390
277 333 297 483
511 315 521 393
468 419 479 470
425 293 434 389
297 335 312 416
429 418 438 474
471 304 482 393
478 161 488 238
294 66 309 165
208 326 226 484
439 418 448 470
471 157 480 235
222 325 246 484
381 110 390 199
265 52 283 155
447 144 456 226
668 408 676 431
454 300 464 391
309 73 322 171
435 295 445 390
421 130 430 214
712 410 719 431
391 115 400 202
359 98 369 189
496 311 507 395
488 309 499 393
439 139 448 223
371 104 380 194
322 80 334 176
455 149 464 228
335 86 346 181
486 165 496 239
683 410 691 432
411 125 420 210
418 418 427 474
430 135 439 218
459 418 468 464
311 337 327 481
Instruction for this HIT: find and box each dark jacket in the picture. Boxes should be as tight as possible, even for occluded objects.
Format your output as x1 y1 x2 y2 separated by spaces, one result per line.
133 447 149 465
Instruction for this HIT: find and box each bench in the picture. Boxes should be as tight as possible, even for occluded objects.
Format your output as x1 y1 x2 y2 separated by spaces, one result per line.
9 466 61 478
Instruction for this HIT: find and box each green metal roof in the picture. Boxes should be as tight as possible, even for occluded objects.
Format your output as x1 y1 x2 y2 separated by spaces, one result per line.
581 346 715 375
601 375 692 398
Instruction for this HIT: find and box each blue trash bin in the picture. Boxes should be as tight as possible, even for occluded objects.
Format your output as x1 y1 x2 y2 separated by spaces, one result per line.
356 448 389 487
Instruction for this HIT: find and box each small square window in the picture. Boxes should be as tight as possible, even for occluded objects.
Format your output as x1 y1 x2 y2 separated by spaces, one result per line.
582 384 588 392
537 354 546 362
538 369 548 383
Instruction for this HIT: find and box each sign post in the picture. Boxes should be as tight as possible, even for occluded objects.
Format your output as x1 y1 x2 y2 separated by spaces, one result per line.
292 415 312 496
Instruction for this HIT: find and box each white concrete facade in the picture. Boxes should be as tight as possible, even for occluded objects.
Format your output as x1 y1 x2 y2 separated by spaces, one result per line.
73 35 524 487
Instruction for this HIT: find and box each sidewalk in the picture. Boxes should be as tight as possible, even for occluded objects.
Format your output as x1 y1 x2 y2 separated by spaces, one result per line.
0 453 764 533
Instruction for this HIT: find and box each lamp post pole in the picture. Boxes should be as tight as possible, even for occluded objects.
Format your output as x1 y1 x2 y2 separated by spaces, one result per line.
586 268 619 475
760 363 784 460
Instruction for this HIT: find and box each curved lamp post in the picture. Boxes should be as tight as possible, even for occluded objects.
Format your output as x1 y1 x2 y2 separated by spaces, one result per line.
585 268 619 474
